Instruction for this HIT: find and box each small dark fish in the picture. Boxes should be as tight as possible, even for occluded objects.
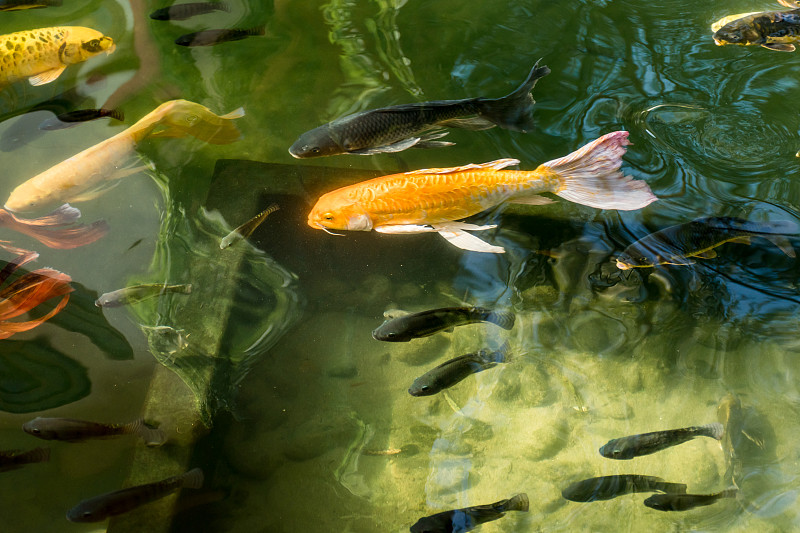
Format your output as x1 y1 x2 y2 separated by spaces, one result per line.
0 447 49 472
562 475 687 503
410 493 528 533
175 26 265 47
289 60 550 158
22 417 166 446
599 423 724 460
0 0 61 10
372 307 515 342
616 217 797 269
95 283 192 308
713 8 800 52
409 343 508 396
39 109 124 131
67 468 203 522
150 1 231 21
644 488 738 512
220 204 279 249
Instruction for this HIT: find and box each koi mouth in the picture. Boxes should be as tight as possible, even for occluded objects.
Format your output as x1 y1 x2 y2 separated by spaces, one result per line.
615 260 631 270
713 39 725 46
313 222 345 236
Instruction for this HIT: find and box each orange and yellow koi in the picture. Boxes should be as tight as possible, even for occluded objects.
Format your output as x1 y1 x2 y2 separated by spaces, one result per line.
308 131 657 253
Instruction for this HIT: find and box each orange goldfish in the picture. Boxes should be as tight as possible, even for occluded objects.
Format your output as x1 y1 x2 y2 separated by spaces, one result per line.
0 27 114 88
308 131 657 253
0 250 72 339
4 100 244 212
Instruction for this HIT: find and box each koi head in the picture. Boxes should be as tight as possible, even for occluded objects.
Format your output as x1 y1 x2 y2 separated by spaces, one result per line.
289 125 346 158
713 19 762 46
308 194 373 233
61 28 115 64
615 250 656 270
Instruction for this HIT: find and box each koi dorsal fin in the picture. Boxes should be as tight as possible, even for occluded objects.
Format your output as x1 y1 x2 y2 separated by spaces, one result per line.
405 158 520 175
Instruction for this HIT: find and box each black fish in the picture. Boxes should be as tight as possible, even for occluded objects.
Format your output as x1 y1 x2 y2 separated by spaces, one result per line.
0 0 61 10
562 475 687 502
150 1 230 21
409 344 508 396
599 423 724 460
67 468 203 522
289 60 550 158
410 493 528 533
22 417 166 446
616 217 797 269
0 447 49 472
643 489 738 511
372 307 515 342
175 26 265 47
39 109 124 130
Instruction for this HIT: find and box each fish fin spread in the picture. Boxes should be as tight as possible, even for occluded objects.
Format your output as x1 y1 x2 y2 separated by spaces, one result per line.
220 107 245 120
416 140 456 149
150 101 244 144
107 109 125 122
700 422 725 440
66 179 125 203
431 222 505 253
405 158 520 175
501 493 530 512
437 116 496 131
478 59 551 132
764 235 796 257
762 43 796 52
508 194 556 206
127 418 167 447
693 249 717 259
741 429 765 449
778 0 800 7
349 137 422 154
374 224 437 234
28 67 66 86
542 131 657 210
662 258 695 266
181 468 205 489
728 235 752 245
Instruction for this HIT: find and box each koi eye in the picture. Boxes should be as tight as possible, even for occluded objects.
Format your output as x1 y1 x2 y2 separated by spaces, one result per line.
31 428 41 434
323 214 334 221
311 147 320 154
82 512 92 518
420 385 429 392
82 39 102 52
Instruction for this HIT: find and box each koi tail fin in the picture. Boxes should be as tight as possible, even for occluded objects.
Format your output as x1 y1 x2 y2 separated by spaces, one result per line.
498 493 529 512
478 60 550 132
181 468 205 489
485 341 511 364
149 100 244 144
540 131 658 211
0 205 109 249
127 418 167 447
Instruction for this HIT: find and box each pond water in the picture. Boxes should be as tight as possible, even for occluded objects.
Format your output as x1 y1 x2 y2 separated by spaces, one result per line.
2 0 800 532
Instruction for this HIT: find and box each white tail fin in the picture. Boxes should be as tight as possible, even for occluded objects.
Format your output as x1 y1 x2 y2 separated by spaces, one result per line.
540 131 657 210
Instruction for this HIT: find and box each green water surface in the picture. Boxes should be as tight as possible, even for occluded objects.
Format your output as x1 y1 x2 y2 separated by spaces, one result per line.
2 0 800 532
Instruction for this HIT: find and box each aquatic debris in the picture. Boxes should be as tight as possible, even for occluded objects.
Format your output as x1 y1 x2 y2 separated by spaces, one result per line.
67 468 203 522
410 493 529 533
599 423 724 459
175 26 266 47
373 307 515 341
23 416 167 446
307 131 657 253
150 1 231 21
0 447 49 472
220 204 280 249
616 217 797 269
0 204 108 249
0 27 113 88
5 100 244 212
0 250 72 339
562 475 687 502
289 60 549 157
409 344 508 396
643 489 738 511
95 283 192 308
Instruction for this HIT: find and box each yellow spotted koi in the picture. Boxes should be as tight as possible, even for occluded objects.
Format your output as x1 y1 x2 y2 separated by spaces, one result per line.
0 26 114 88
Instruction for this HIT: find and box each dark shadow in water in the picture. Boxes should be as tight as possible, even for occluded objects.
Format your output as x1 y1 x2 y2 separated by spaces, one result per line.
0 336 90 413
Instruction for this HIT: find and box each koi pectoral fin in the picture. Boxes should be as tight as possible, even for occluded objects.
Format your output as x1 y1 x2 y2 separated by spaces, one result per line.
762 43 796 52
29 67 66 86
374 224 437 234
431 222 504 253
